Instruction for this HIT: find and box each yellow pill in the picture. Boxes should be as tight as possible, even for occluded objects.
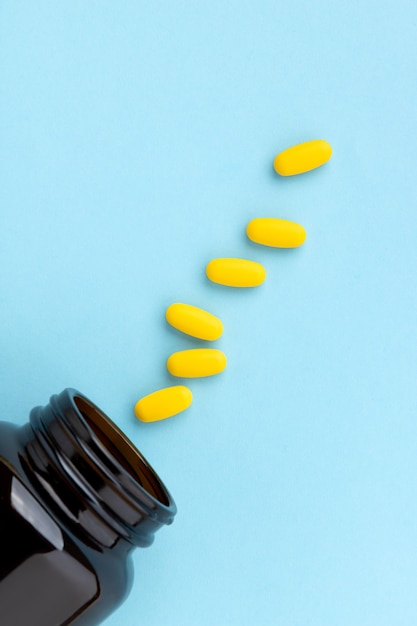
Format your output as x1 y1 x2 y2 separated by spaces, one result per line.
134 385 192 422
273 139 332 176
167 348 226 378
206 258 266 288
166 303 223 341
246 218 306 248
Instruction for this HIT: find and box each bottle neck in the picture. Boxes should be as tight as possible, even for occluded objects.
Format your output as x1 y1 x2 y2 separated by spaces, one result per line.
20 389 176 552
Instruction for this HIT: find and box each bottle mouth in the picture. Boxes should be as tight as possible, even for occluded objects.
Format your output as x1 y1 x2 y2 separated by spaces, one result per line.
73 396 170 508
28 389 176 548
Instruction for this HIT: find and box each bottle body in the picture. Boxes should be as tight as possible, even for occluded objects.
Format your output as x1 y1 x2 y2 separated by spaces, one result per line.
0 390 176 626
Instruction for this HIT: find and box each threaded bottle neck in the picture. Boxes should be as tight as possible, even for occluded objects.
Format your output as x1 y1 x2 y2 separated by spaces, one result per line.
21 389 176 550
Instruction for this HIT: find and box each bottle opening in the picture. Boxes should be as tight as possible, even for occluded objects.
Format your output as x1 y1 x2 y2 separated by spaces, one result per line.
74 396 170 507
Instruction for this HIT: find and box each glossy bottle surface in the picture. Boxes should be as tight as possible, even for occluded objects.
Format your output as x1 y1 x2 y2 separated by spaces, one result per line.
0 389 177 626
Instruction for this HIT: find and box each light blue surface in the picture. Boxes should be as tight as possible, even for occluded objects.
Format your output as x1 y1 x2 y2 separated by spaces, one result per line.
1 2 417 625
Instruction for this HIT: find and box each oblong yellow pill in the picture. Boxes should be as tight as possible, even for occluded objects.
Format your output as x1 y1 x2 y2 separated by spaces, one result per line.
246 218 306 248
134 385 192 422
206 258 266 287
273 139 332 176
167 349 226 378
166 303 223 340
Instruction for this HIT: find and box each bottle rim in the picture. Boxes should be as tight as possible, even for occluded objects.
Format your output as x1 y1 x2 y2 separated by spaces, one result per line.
28 388 177 548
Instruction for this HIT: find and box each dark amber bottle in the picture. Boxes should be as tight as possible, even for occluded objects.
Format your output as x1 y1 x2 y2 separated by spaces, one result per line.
0 389 177 626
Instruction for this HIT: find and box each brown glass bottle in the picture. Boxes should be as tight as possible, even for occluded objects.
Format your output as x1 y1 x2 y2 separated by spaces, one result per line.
0 388 177 626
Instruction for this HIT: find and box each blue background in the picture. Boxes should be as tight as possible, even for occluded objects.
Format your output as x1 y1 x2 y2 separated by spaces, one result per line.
1 2 417 625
